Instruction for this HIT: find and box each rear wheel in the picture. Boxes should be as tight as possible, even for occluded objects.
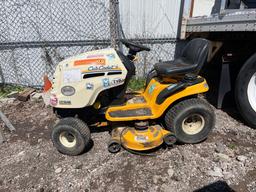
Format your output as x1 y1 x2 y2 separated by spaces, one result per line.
51 117 91 156
164 98 215 144
235 53 256 129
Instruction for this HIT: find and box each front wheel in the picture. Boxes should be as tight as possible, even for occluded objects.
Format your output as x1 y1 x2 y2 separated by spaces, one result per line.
51 117 91 156
164 98 215 144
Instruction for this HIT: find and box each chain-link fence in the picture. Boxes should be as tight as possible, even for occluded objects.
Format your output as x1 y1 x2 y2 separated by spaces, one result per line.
121 39 176 77
0 0 178 87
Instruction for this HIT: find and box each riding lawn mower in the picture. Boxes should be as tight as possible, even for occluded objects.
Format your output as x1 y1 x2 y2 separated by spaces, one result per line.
44 38 215 155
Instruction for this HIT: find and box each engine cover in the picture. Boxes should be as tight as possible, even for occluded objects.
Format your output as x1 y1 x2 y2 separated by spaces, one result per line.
50 48 127 108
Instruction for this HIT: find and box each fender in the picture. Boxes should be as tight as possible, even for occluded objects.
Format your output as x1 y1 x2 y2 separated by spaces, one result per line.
156 77 205 105
106 77 209 121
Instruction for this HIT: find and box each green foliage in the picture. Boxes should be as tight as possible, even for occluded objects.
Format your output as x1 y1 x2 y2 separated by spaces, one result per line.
128 78 146 91
227 143 236 150
0 85 24 98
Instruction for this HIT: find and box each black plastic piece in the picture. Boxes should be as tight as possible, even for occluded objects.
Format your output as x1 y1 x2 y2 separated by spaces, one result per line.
182 76 204 85
109 108 152 118
163 134 177 146
145 69 158 88
156 82 187 105
120 39 150 52
134 121 149 130
217 61 232 108
83 73 105 79
108 51 135 102
116 51 135 76
183 73 197 82
107 71 122 75
156 77 204 105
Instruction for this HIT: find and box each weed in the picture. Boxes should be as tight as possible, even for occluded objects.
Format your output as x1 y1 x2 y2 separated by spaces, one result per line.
128 77 146 91
227 143 236 150
0 85 24 98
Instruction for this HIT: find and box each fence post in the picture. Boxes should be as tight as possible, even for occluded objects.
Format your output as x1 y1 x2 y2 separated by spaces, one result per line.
0 63 5 90
109 0 121 49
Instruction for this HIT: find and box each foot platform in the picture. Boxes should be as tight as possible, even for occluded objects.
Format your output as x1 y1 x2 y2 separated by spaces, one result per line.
108 108 152 118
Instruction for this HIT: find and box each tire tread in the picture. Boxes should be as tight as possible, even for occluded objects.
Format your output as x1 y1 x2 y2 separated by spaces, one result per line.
164 98 215 143
52 117 91 155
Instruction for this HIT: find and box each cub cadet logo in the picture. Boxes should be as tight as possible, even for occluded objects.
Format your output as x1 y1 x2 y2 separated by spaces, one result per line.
88 65 118 71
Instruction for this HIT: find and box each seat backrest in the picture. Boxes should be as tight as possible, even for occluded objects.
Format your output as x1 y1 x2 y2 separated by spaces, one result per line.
181 38 210 74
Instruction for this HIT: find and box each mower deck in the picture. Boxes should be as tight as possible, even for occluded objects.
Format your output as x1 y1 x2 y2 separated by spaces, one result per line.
109 124 175 152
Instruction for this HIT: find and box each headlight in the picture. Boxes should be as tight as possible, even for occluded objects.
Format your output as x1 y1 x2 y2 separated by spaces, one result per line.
61 86 75 96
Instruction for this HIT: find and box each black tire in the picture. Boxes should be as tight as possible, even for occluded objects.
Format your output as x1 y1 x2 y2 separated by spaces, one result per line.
108 140 121 153
163 133 177 146
51 117 91 156
235 53 256 129
164 98 215 144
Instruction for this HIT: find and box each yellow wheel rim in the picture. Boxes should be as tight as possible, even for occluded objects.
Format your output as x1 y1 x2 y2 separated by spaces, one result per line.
182 114 205 135
59 131 77 148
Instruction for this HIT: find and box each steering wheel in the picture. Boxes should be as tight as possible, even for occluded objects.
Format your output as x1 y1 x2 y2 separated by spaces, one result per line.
120 39 151 52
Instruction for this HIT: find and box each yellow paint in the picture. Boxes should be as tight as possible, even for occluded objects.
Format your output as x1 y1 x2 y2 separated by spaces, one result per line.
106 77 209 121
111 126 171 151
122 128 170 151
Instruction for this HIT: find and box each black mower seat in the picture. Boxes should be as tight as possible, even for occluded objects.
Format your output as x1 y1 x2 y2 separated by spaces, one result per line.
154 38 210 77
154 58 194 76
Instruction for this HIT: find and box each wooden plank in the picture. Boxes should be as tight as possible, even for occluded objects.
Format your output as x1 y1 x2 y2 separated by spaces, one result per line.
17 88 36 102
0 111 16 132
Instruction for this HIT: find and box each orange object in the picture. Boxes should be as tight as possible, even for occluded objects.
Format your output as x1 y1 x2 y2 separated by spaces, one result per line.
43 75 52 92
74 58 106 66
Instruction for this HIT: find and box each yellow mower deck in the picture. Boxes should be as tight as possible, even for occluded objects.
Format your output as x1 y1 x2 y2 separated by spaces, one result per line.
110 125 171 151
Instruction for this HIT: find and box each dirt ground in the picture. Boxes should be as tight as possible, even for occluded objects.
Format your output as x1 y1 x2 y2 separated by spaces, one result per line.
0 98 255 192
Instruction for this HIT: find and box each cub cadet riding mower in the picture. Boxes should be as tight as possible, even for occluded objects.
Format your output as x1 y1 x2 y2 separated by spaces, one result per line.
45 38 215 155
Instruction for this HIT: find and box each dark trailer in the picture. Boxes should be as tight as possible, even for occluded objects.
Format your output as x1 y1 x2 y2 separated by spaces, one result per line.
179 0 256 128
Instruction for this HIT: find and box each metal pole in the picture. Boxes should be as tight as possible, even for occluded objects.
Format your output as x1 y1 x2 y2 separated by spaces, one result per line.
0 62 5 91
109 0 118 49
220 0 228 14
176 0 186 39
190 0 195 17
115 0 123 51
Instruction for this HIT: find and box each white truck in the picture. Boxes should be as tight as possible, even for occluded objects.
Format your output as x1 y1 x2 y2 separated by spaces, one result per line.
180 0 256 128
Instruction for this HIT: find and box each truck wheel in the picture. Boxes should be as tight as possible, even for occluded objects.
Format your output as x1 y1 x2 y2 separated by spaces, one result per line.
164 98 215 144
235 53 256 129
51 117 91 156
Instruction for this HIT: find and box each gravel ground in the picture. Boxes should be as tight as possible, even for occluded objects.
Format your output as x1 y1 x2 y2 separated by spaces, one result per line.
0 98 255 192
